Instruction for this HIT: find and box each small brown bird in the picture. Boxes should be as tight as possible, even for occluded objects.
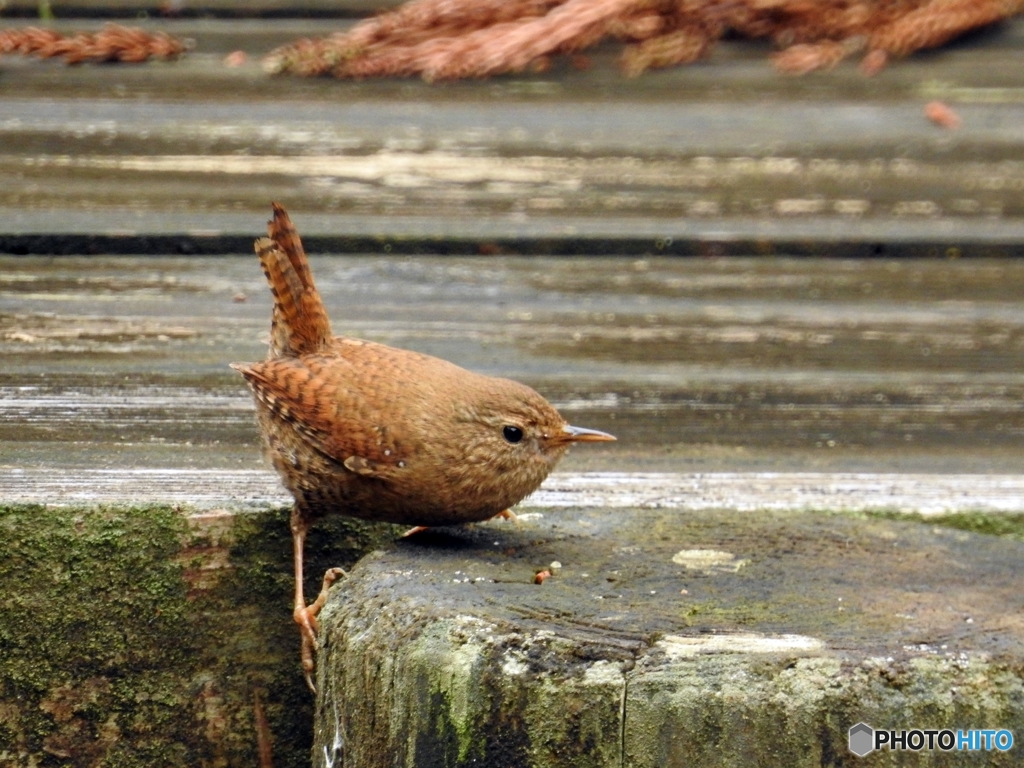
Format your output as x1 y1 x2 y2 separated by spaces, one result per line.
232 204 615 688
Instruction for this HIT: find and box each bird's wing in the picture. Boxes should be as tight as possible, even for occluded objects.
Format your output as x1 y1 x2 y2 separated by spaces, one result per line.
231 357 406 480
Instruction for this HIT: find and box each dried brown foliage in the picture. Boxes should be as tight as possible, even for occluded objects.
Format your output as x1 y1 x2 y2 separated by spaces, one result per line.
265 0 1024 80
620 26 713 77
772 39 856 75
0 23 186 64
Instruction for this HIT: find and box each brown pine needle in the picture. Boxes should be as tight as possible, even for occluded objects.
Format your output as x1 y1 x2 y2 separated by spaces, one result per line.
772 38 862 75
0 23 187 65
868 0 1023 58
621 27 712 77
262 0 1024 79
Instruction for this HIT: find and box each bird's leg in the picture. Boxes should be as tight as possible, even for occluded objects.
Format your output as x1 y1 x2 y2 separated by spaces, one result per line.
493 509 519 524
291 508 347 692
290 510 317 689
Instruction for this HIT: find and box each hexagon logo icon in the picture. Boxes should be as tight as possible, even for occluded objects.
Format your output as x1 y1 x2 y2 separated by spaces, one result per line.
848 722 874 757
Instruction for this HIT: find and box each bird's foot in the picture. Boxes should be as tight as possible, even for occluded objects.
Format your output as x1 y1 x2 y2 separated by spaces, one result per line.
401 511 516 539
295 566 347 692
493 509 519 525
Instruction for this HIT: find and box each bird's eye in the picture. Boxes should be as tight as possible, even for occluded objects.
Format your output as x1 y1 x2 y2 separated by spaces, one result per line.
502 425 524 444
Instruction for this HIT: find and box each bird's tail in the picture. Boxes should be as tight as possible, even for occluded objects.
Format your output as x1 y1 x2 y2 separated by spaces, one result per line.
256 203 332 358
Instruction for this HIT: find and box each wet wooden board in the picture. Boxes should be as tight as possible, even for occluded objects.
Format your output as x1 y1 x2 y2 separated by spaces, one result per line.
7 467 1024 513
1 18 1023 252
5 254 1024 476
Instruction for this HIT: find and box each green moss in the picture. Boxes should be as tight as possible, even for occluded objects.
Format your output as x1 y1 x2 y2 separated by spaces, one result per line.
0 503 397 768
865 509 1024 540
212 508 400 768
415 689 472 768
0 504 199 765
626 654 1024 768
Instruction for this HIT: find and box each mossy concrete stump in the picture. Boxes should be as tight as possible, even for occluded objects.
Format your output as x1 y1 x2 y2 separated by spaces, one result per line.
313 507 1024 767
0 503 398 768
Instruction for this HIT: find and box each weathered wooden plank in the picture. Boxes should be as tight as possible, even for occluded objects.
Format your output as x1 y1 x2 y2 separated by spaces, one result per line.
1 19 1023 249
9 468 1024 513
5 254 1024 478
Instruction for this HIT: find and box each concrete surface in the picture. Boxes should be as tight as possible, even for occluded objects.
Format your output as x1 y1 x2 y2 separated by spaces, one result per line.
314 506 1024 767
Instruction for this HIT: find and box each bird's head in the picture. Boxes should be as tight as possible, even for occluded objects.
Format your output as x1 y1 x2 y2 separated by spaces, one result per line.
443 377 615 508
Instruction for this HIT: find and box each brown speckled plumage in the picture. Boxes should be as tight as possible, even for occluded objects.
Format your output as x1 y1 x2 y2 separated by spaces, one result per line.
232 203 614 687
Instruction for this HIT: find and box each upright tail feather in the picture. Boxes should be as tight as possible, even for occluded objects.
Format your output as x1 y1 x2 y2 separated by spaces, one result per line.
257 203 332 358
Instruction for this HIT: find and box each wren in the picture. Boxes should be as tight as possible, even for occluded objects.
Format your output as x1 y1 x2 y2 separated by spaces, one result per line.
232 204 615 688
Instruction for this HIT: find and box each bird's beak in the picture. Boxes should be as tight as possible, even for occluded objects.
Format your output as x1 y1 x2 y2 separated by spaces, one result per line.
560 424 616 443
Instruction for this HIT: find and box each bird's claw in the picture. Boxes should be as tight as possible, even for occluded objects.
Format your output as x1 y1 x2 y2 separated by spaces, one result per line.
294 605 319 691
295 567 348 693
493 509 519 525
